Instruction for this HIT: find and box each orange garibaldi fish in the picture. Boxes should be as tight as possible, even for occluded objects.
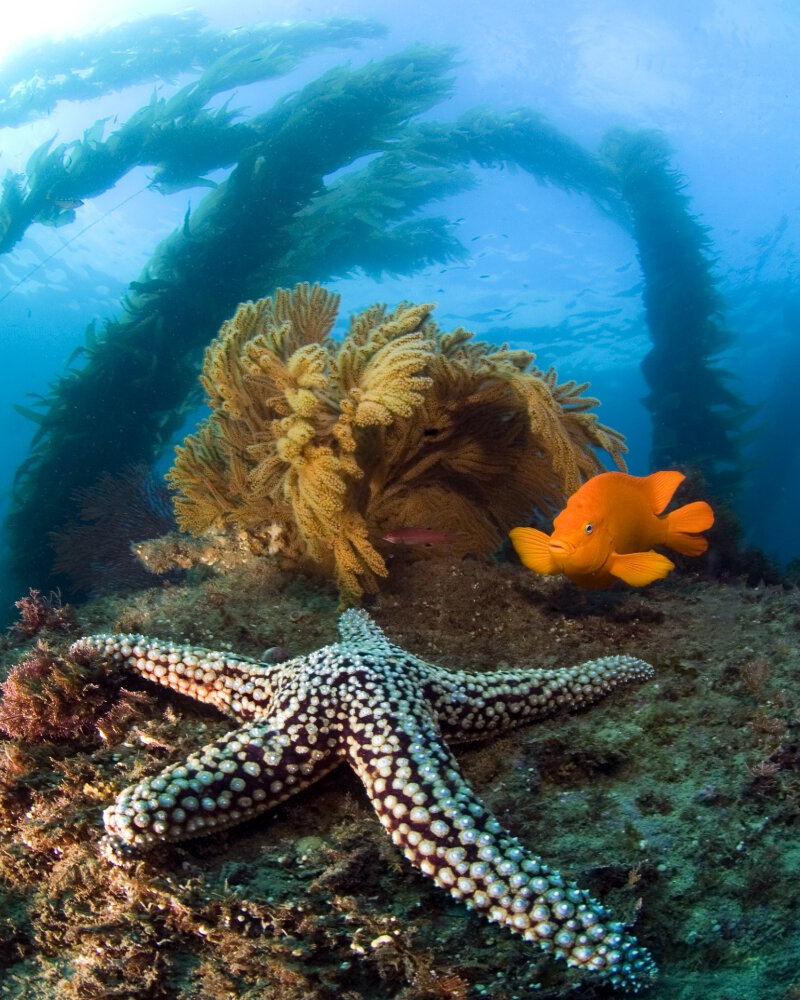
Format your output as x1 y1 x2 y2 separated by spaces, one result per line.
509 470 714 589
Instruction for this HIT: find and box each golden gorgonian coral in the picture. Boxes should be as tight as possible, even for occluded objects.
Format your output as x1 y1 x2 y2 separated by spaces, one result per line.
168 282 626 602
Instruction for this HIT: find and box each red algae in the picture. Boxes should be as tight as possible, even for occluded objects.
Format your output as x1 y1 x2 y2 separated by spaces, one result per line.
0 640 117 743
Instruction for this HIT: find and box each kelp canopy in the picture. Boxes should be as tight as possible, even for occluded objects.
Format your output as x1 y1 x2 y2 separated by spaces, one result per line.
0 15 386 251
2 13 747 601
169 283 626 602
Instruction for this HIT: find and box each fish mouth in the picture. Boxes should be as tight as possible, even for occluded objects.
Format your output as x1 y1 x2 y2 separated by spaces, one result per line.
549 539 574 557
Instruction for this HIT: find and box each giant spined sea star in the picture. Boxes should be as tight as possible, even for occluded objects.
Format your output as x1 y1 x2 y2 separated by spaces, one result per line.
74 609 657 991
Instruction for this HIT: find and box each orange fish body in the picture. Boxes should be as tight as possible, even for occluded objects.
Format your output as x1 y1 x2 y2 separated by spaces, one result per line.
509 470 714 589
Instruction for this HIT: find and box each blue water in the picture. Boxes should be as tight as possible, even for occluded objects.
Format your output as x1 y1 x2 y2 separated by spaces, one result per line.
1 0 798 621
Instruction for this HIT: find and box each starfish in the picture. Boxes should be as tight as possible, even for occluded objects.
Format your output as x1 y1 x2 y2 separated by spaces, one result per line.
73 609 657 991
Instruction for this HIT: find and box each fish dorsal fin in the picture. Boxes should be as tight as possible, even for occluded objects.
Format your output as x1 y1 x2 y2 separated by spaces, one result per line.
644 470 686 514
607 550 675 586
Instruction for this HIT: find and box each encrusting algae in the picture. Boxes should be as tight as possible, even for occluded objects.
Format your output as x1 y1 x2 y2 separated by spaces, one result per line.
168 282 626 602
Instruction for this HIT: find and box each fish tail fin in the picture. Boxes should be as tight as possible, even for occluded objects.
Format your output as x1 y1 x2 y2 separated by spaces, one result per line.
644 470 686 514
665 501 715 555
509 527 559 576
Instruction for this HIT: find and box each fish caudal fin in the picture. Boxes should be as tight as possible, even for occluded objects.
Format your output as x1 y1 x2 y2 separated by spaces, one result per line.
644 470 686 514
509 527 559 576
665 500 715 556
607 550 675 586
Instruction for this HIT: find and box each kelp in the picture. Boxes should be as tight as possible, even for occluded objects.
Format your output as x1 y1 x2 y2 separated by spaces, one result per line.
603 128 751 499
0 15 385 254
0 13 385 130
406 108 628 224
6 34 749 600
6 47 463 593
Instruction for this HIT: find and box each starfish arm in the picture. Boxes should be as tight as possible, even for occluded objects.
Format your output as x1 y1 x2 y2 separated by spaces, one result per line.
101 714 340 862
346 710 656 992
73 633 282 721
429 655 654 741
337 608 393 653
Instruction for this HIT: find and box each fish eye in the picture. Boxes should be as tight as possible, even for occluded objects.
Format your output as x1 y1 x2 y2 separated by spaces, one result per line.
584 523 593 534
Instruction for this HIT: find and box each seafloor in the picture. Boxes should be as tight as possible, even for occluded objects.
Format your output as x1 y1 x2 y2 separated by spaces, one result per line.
1 552 798 1000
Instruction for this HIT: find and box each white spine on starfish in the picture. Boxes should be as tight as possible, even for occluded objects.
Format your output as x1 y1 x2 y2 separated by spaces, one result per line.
342 647 655 990
77 633 283 720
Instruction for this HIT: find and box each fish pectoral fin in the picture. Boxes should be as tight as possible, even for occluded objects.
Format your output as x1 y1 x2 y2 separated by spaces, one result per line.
665 501 714 555
509 527 559 575
607 550 675 586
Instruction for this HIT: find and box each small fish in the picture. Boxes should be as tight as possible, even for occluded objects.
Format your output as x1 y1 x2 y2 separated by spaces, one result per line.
383 527 451 546
509 470 714 589
45 194 84 210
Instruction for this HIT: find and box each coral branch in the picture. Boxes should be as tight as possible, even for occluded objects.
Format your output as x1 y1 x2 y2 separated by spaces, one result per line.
168 283 626 602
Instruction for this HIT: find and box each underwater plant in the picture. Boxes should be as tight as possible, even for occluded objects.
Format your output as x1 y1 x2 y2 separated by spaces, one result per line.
0 641 115 743
11 587 73 637
50 463 176 596
0 14 386 251
167 283 626 602
602 128 751 500
5 26 747 611
5 45 463 598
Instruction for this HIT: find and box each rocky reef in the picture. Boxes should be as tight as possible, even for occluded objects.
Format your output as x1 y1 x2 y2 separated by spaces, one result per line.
0 553 798 998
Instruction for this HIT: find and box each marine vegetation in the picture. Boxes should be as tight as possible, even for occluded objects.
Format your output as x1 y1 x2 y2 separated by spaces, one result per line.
50 463 175 596
167 283 626 602
0 640 115 743
510 470 714 589
0 15 386 251
10 587 73 638
4 40 469 598
4 16 751 612
603 129 751 500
